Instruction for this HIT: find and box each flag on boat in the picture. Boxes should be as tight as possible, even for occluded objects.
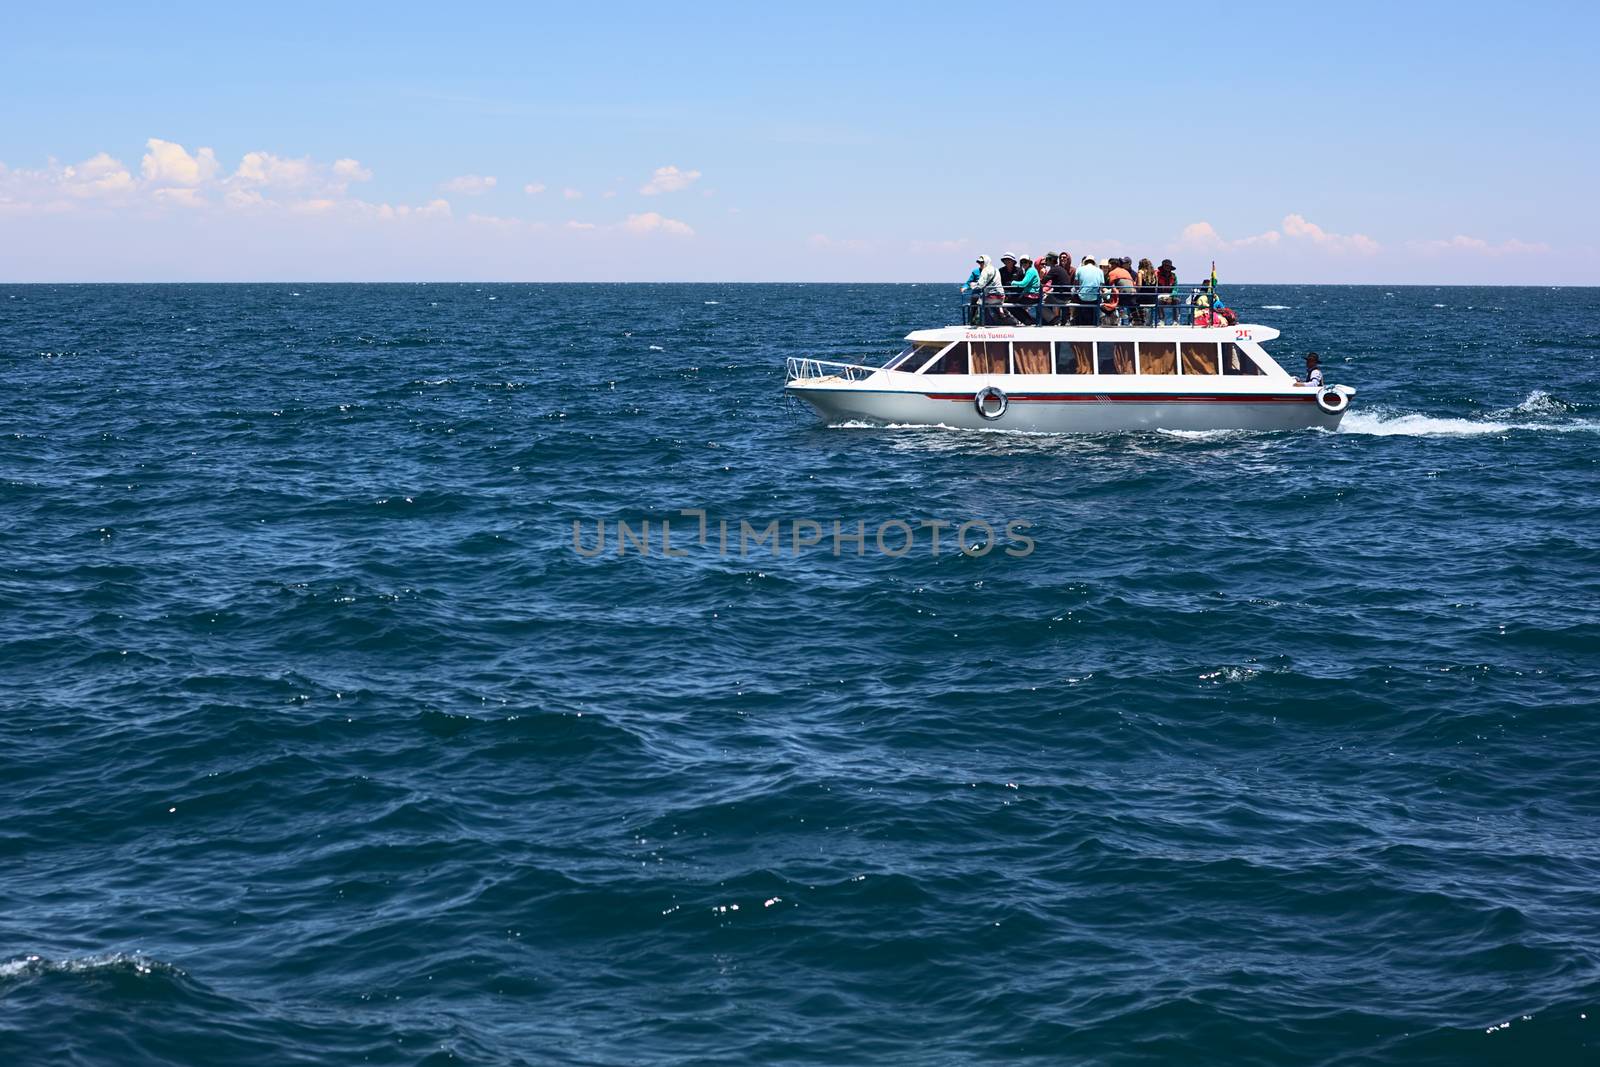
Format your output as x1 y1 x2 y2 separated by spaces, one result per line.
1210 260 1218 290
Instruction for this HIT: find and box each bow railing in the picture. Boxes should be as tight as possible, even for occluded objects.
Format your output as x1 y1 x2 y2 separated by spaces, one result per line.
785 357 883 382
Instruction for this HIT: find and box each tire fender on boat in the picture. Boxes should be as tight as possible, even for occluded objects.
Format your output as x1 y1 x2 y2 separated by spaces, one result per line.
975 386 1008 420
1315 387 1349 415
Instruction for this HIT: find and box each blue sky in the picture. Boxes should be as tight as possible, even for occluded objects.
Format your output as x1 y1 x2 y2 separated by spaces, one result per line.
2 1 1596 282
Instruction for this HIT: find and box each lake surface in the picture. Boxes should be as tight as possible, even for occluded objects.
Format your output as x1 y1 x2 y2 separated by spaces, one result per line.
2 283 1598 1065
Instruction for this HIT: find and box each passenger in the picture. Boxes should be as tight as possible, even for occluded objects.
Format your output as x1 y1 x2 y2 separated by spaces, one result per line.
1042 254 1074 325
1155 259 1178 325
962 256 985 324
962 254 1005 324
1074 256 1104 326
998 253 1023 323
1011 256 1041 324
1105 257 1138 325
1192 281 1215 325
1296 352 1324 388
1136 258 1158 325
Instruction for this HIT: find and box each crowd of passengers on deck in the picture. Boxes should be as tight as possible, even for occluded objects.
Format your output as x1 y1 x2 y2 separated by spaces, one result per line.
961 253 1236 328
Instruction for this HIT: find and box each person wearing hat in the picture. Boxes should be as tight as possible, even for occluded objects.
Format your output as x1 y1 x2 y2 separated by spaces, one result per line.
961 255 1005 325
997 254 1023 323
1155 259 1179 325
1009 256 1041 325
1042 254 1074 326
1104 257 1136 326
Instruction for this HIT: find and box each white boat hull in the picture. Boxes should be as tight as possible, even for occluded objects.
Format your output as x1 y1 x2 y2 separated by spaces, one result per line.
789 381 1344 433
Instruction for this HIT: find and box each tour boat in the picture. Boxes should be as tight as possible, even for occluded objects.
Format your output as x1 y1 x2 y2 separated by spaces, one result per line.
784 317 1355 433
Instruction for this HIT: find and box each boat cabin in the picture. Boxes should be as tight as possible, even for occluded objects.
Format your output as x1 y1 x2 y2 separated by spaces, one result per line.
887 326 1286 379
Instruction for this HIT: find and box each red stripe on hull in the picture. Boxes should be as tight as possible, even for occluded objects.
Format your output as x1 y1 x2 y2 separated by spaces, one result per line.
923 393 1317 404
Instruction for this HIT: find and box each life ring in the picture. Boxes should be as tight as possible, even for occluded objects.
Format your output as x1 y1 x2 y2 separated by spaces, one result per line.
1316 387 1348 414
975 386 1008 420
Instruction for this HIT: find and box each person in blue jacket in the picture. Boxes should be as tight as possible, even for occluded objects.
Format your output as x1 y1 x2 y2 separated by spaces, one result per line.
1073 256 1105 326
1009 256 1041 324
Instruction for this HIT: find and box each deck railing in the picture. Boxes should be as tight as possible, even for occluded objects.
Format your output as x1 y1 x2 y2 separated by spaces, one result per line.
785 356 883 382
960 285 1221 328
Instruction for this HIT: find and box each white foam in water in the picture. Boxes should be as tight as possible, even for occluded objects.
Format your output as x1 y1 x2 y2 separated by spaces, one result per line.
1261 304 1291 310
648 345 665 351
1157 428 1253 440
0 952 178 979
1504 389 1572 417
1339 411 1515 436
1340 395 1599 436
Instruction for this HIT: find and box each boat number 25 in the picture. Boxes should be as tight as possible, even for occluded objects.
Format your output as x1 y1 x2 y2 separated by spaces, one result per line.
1234 328 1252 340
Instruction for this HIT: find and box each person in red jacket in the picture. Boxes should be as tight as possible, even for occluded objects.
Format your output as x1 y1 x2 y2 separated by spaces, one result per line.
1104 258 1135 326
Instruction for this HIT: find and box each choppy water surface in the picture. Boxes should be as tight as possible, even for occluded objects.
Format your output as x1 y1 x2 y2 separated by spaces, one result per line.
2 283 1598 1065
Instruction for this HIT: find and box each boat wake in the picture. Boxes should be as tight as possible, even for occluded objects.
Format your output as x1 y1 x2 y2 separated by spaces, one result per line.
1339 392 1598 436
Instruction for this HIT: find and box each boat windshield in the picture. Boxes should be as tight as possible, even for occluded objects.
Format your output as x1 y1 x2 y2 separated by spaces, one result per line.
886 342 947 372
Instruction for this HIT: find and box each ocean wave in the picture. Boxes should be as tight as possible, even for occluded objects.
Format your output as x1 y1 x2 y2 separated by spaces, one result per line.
0 952 184 981
1339 404 1600 436
1493 388 1576 418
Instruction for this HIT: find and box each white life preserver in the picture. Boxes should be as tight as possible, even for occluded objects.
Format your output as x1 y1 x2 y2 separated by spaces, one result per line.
1315 387 1349 414
974 386 1008 420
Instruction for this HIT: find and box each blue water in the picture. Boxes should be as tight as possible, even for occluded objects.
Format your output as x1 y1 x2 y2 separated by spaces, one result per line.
2 283 1598 1065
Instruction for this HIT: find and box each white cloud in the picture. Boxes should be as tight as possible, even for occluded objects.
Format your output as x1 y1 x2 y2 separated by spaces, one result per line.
562 187 583 200
64 153 136 197
640 165 701 195
228 152 370 204
234 151 314 188
333 158 372 183
1281 213 1378 254
440 174 496 195
565 220 596 230
141 138 219 186
1179 214 1375 255
523 182 546 195
345 197 453 222
623 211 693 236
0 151 139 210
1180 220 1281 250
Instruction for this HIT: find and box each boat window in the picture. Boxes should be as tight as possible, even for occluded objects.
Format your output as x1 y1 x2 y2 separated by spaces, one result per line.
971 341 1009 375
1099 341 1135 374
1139 341 1177 375
922 342 969 374
1013 341 1051 375
896 342 949 372
1056 341 1094 374
1222 343 1264 375
1181 341 1219 375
